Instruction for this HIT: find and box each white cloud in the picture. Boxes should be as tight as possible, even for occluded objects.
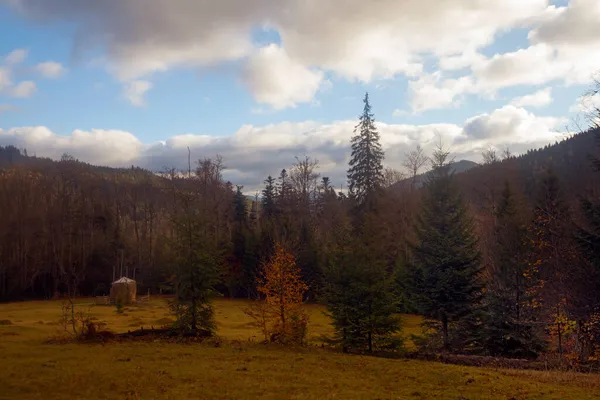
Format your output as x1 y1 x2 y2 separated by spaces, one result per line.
242 44 325 109
0 104 566 192
0 126 143 167
4 48 28 65
0 105 18 113
35 61 66 78
402 0 600 112
123 80 153 107
7 0 551 107
529 0 600 47
9 81 37 98
510 87 553 108
462 105 565 144
570 93 600 113
0 67 11 91
473 44 566 88
6 0 597 111
0 49 40 99
408 73 477 113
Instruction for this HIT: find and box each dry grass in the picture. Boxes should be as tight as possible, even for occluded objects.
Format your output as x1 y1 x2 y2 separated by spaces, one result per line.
0 297 599 399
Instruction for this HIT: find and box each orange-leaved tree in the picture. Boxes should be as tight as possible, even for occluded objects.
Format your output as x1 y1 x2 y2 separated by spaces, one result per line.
244 243 309 345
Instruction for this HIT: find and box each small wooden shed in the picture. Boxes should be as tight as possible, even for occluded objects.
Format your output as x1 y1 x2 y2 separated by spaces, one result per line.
110 277 137 305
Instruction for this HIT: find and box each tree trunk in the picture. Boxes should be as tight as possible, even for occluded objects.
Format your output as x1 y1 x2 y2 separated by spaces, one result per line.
442 313 450 352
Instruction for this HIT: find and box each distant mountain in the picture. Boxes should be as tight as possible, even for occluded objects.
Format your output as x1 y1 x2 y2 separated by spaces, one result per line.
392 159 480 190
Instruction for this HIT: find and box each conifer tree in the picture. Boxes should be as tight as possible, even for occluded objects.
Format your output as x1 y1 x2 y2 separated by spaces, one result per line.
169 189 219 336
277 169 291 204
226 185 247 297
484 181 545 357
323 221 401 353
347 92 384 207
262 176 276 219
408 144 483 351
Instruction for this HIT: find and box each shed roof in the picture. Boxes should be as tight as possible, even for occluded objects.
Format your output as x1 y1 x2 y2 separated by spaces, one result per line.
113 277 136 284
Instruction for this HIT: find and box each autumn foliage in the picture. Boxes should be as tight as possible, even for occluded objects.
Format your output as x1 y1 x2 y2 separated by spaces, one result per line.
244 243 309 345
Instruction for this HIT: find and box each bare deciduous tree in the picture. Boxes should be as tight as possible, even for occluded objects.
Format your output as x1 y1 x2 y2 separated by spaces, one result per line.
403 144 428 188
482 146 499 165
382 168 405 188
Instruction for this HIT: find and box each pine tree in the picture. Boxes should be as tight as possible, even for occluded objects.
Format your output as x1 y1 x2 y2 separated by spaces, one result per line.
234 185 247 223
296 222 320 301
408 145 483 351
169 194 219 336
484 181 545 358
347 92 384 207
277 169 291 204
262 176 276 219
323 223 401 353
226 185 247 298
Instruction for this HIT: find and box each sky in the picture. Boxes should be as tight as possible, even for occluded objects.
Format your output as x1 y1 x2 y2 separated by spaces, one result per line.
1 0 600 192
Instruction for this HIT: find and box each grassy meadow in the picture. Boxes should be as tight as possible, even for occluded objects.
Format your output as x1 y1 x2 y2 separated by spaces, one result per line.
1 297 599 399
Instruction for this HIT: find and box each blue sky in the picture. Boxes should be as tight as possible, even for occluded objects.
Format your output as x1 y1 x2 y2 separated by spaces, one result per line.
0 0 599 191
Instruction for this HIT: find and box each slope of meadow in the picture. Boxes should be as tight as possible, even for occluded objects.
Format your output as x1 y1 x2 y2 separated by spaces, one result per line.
1 298 599 399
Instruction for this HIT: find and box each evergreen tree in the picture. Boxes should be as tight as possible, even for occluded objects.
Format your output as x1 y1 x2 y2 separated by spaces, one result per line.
296 222 320 301
226 185 247 298
169 193 219 336
241 230 260 298
277 169 291 204
408 145 483 351
234 185 247 223
323 219 401 353
484 181 545 358
347 92 384 207
262 176 276 219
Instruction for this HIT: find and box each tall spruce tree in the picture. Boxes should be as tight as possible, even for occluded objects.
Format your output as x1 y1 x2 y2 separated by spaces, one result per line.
323 230 401 353
347 92 384 207
484 181 545 358
408 145 483 351
227 185 247 298
169 188 219 336
262 176 276 219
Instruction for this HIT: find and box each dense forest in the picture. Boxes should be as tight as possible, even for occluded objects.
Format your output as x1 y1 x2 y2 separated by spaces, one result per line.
1 91 600 361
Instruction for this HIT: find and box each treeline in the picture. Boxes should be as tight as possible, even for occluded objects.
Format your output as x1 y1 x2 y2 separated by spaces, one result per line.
1 92 600 362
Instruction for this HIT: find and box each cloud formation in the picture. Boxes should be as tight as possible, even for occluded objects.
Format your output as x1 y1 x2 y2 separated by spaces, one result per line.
35 61 66 78
123 80 153 107
8 0 567 109
0 48 66 99
242 44 326 110
510 87 553 108
0 105 566 192
0 105 18 113
406 0 600 112
9 81 37 98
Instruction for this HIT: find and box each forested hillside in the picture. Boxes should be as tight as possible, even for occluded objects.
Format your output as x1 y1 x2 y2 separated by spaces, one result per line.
0 128 598 302
1 92 600 360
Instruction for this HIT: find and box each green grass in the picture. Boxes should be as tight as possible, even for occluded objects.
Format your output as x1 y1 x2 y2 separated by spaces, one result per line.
1 297 599 399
